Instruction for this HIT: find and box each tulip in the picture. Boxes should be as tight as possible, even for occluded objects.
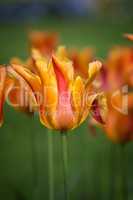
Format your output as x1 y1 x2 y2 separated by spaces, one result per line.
94 46 133 144
103 92 133 200
0 66 19 126
0 64 39 126
105 93 133 144
100 47 133 91
97 42 133 144
8 47 105 131
29 31 58 56
92 40 133 200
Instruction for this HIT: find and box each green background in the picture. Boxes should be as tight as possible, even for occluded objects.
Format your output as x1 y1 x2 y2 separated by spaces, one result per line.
0 18 133 200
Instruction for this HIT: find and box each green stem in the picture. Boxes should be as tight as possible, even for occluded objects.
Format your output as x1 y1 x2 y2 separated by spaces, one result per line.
120 144 127 200
31 129 38 199
116 144 127 200
48 130 54 200
109 143 115 200
61 132 69 200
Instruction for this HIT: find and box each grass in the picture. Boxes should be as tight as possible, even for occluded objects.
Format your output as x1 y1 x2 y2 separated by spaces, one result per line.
0 17 133 200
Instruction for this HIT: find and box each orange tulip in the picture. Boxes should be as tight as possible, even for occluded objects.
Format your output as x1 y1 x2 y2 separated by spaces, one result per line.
29 31 58 56
7 66 39 112
69 48 93 79
102 46 133 91
0 66 26 126
0 64 40 126
7 47 106 131
105 93 133 144
95 44 133 143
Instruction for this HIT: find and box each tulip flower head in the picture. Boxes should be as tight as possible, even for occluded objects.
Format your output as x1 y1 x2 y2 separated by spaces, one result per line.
105 93 133 144
94 41 133 143
6 47 106 131
100 47 133 91
0 64 39 127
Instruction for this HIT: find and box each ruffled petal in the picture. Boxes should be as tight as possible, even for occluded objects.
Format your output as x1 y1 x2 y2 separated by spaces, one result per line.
7 66 38 112
35 56 58 128
90 93 108 124
10 64 41 103
79 93 100 125
71 76 85 125
88 61 102 83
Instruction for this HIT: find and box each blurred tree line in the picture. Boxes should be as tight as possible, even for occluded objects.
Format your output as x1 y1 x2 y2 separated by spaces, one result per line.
0 0 133 22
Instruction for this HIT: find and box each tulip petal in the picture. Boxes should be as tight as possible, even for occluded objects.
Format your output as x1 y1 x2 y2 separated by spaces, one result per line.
0 67 6 126
10 61 55 128
87 61 102 85
72 76 85 124
10 64 41 102
79 93 100 125
33 55 59 128
35 58 58 127
52 54 74 84
52 55 74 130
39 104 55 129
90 93 108 124
7 66 38 112
56 46 68 60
